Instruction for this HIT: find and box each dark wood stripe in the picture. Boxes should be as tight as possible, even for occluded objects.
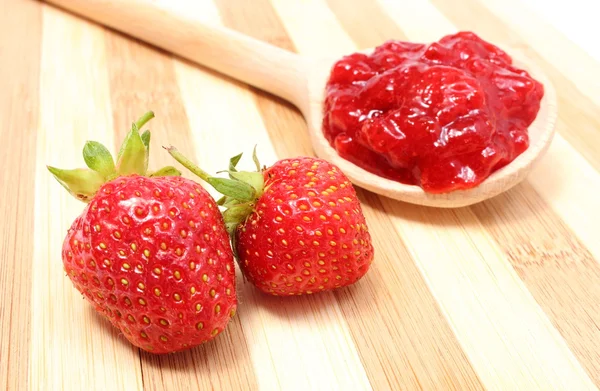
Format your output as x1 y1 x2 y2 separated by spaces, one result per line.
430 0 600 173
0 0 42 389
103 29 258 390
215 0 485 388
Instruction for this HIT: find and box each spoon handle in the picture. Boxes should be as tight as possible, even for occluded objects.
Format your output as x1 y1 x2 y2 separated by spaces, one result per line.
45 0 308 105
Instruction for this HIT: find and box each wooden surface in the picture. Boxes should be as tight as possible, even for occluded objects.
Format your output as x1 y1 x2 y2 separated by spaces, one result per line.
2 0 600 390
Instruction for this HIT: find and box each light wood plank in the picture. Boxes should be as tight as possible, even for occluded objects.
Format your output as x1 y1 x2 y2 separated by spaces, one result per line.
102 23 260 391
31 6 143 391
0 0 41 389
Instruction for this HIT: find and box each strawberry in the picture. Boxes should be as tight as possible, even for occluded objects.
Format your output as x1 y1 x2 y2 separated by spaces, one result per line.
168 147 374 296
48 112 236 354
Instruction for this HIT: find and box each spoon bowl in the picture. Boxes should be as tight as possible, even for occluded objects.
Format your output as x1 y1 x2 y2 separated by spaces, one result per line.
47 0 558 207
304 52 557 207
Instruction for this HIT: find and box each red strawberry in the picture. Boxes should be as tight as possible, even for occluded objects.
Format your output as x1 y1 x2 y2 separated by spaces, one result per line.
168 147 374 296
48 112 236 354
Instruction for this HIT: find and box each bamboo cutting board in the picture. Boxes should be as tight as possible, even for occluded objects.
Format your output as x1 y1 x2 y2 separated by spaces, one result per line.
2 0 600 390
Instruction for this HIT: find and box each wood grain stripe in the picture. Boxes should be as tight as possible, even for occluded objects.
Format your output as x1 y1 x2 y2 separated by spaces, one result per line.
0 0 41 390
428 0 600 174
254 0 487 389
102 25 259 391
31 6 143 390
327 0 597 389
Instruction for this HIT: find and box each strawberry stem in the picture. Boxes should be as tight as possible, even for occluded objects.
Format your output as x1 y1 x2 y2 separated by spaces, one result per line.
165 146 258 201
164 146 211 181
166 146 268 235
135 111 155 129
252 145 261 171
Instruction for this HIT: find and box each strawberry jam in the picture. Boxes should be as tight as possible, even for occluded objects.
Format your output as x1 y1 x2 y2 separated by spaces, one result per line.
322 32 544 193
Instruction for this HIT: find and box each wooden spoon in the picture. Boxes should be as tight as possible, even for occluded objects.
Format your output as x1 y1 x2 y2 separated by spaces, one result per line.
46 0 558 207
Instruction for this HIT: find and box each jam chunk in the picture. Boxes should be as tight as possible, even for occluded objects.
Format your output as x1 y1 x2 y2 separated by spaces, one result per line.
323 31 544 193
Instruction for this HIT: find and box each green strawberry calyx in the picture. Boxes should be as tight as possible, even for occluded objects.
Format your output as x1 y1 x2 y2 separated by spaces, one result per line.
166 146 265 234
47 111 181 203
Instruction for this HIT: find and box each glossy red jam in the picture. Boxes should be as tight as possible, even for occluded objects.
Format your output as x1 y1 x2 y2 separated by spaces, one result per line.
323 32 544 193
